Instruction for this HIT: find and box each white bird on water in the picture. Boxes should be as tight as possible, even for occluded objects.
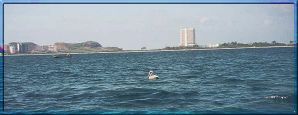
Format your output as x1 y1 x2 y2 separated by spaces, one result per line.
148 70 159 80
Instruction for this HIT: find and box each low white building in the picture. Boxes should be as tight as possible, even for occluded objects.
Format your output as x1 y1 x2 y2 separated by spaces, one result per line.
207 44 219 48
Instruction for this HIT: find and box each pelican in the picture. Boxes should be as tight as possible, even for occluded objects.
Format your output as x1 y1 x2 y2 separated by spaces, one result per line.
148 70 159 80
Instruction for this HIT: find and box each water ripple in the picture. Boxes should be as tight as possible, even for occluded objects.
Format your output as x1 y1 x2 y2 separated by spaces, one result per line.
4 47 295 113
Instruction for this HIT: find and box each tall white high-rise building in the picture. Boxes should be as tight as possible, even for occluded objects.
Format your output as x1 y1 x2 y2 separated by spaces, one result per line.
180 28 196 47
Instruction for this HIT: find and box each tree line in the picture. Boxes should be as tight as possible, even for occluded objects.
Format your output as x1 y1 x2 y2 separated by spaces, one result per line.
218 41 294 48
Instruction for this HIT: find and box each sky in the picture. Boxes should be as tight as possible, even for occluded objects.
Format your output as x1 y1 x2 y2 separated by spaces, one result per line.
4 4 295 50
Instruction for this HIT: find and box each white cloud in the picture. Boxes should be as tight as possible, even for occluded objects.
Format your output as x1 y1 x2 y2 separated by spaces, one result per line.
199 16 210 24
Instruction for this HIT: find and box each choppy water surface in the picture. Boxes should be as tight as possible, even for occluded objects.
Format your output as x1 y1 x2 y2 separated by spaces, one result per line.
4 47 296 114
0 57 3 109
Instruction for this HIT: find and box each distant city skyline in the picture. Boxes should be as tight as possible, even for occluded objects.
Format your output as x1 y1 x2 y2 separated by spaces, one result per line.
4 4 294 50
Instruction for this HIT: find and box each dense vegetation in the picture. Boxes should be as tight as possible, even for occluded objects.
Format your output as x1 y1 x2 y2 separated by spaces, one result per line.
218 41 292 48
69 41 102 50
162 41 294 50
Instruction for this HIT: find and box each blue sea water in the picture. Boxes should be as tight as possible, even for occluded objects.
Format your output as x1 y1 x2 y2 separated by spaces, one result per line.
3 47 297 114
0 55 3 110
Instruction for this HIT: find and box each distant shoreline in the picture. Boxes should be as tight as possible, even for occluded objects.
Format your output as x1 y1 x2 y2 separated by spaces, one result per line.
3 46 294 57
